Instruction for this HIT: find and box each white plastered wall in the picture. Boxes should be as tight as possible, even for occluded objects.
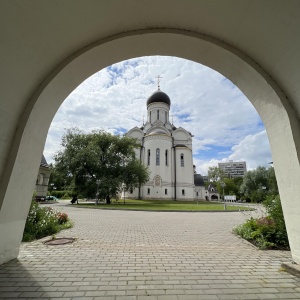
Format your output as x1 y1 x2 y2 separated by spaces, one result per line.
0 29 300 265
143 135 173 199
175 147 194 200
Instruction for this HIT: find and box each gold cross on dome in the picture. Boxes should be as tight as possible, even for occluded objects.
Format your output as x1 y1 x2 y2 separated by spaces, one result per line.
156 75 163 90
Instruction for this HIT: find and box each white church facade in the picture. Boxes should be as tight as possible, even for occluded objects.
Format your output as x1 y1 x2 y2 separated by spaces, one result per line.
126 88 207 200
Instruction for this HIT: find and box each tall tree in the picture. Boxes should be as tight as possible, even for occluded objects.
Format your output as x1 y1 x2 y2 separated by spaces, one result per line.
240 166 278 202
53 128 149 201
208 166 225 183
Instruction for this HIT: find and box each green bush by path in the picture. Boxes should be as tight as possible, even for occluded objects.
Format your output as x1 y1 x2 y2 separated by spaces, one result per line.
23 201 73 242
233 195 289 250
49 190 72 198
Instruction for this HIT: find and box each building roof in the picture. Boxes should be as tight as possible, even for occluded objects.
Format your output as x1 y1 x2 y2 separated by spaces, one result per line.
174 144 187 148
194 174 205 186
148 129 168 135
146 90 171 106
207 183 218 192
40 155 49 168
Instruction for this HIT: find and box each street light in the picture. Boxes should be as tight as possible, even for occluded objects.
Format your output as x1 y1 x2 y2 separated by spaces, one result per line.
49 183 56 195
122 183 126 204
95 179 101 205
220 181 226 210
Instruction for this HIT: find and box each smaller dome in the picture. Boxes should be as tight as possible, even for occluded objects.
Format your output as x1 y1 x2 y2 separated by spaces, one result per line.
194 174 205 186
147 90 171 106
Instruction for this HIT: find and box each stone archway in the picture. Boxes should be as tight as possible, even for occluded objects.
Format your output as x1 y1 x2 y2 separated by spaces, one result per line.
1 29 300 265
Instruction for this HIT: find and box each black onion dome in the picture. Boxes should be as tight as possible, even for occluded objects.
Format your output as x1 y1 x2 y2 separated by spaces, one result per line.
194 174 205 186
147 90 171 106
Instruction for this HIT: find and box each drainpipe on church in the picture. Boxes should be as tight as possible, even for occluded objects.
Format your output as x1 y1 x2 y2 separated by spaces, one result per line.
173 144 177 201
138 144 144 199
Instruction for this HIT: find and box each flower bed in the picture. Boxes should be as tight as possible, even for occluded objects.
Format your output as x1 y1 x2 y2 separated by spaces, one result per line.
233 195 289 250
23 201 73 242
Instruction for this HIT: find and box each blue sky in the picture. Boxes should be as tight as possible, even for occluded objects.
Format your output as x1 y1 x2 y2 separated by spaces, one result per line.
44 56 272 175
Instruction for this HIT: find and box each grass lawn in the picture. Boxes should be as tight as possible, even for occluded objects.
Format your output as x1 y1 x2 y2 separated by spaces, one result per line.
75 199 253 212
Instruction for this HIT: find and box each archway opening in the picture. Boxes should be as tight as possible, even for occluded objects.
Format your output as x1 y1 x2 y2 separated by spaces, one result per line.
1 29 299 266
45 55 271 203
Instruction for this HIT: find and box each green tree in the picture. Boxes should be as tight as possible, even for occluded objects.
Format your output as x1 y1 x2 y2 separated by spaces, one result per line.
208 166 225 183
223 178 239 195
208 167 243 198
240 166 278 202
48 163 73 191
53 128 149 202
267 166 278 195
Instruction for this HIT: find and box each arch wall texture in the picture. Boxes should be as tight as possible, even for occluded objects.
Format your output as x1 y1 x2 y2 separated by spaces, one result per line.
1 1 300 265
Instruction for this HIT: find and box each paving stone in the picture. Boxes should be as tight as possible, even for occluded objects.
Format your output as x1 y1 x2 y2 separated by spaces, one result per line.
18 291 44 297
137 296 158 300
40 291 64 297
63 291 86 297
0 202 299 299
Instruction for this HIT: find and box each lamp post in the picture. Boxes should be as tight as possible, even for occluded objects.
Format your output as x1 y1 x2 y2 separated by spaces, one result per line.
122 183 126 204
50 183 54 195
220 181 226 210
95 179 101 205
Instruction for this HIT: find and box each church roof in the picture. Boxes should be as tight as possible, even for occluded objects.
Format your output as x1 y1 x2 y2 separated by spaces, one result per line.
194 174 205 186
207 183 218 192
174 144 187 148
146 90 171 106
147 128 169 136
40 155 49 168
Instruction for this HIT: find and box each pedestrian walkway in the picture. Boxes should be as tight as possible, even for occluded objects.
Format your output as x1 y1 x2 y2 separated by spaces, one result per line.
0 202 299 299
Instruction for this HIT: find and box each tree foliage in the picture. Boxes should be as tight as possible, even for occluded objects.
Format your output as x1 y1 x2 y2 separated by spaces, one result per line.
49 163 73 191
207 167 244 197
240 166 278 202
208 166 225 183
53 128 149 200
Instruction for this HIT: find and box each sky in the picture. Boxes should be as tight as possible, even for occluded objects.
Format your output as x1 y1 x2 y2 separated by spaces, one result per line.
44 56 272 175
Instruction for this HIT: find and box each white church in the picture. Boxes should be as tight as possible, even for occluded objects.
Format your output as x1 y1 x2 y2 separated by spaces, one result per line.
125 85 214 200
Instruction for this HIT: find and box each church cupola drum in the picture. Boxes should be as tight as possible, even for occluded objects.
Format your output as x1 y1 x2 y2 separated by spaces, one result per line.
125 87 195 200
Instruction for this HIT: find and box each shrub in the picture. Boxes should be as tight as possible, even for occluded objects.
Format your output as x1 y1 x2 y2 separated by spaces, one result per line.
62 192 71 199
233 195 289 250
50 190 72 198
264 195 289 248
57 212 69 224
23 201 72 242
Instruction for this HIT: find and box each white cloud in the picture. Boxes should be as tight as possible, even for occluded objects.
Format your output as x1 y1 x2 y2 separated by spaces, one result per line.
44 56 271 172
228 130 272 170
193 131 272 175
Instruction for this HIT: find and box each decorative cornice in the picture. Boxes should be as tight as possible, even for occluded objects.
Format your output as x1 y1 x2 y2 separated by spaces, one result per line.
145 135 172 141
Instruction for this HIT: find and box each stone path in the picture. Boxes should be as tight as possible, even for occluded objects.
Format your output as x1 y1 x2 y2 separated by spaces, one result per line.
0 202 299 299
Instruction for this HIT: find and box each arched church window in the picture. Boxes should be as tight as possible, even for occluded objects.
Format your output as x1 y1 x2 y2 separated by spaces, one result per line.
156 148 160 165
165 111 167 122
180 153 184 167
150 111 151 122
165 150 168 166
157 109 159 120
37 173 43 185
147 149 150 165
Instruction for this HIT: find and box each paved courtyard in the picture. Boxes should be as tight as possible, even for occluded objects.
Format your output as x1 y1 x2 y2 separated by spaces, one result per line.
0 202 300 300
